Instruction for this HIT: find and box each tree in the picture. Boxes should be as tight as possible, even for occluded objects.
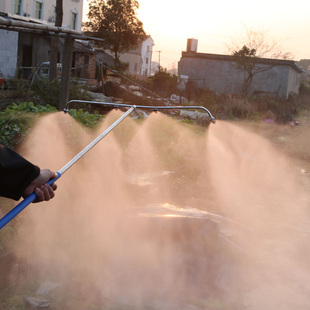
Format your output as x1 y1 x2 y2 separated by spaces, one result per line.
228 27 293 97
49 0 63 81
84 0 146 69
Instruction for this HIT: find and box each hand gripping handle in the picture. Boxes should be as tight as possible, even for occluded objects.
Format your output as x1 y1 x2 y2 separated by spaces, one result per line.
0 172 61 229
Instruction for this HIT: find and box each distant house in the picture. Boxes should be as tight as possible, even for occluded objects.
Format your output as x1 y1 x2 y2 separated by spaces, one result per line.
178 40 302 99
0 0 85 79
118 36 154 78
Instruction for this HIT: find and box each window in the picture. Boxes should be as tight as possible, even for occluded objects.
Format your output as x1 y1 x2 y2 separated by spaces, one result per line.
147 45 150 53
84 55 89 66
145 58 149 65
70 12 77 29
35 1 43 19
14 0 22 15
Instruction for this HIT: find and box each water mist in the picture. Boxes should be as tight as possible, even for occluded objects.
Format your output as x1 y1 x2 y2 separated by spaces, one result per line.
5 112 310 309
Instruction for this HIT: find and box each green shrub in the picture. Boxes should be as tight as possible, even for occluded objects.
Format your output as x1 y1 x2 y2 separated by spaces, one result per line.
0 112 33 149
31 77 91 108
31 78 61 107
299 80 310 97
69 78 92 102
3 78 30 96
199 91 217 109
148 69 178 96
4 101 57 113
0 102 104 149
68 109 103 128
0 102 57 149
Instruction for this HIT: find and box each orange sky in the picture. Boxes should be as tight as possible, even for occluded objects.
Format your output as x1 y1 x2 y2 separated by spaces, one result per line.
83 0 310 70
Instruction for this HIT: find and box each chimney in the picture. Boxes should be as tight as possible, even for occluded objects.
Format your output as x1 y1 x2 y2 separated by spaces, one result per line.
186 38 198 52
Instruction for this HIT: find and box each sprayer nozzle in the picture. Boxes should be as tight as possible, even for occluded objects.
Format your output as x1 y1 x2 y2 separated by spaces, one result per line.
210 117 216 124
64 108 69 114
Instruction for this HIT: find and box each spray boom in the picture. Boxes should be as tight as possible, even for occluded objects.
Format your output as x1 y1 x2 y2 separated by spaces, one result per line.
63 100 216 124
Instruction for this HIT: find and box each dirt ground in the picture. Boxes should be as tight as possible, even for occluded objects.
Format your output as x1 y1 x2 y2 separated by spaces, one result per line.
236 107 310 310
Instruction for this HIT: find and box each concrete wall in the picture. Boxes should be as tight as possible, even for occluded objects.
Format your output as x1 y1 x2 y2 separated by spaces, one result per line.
0 0 10 12
248 64 289 98
1 0 83 30
119 52 142 76
178 55 242 95
18 32 52 65
287 67 301 98
178 52 301 99
0 29 18 78
62 0 83 30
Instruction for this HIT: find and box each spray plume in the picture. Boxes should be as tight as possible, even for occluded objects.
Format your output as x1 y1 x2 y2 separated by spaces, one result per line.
6 113 310 309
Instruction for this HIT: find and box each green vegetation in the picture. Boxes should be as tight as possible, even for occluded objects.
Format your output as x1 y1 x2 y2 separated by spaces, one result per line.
147 68 178 97
0 102 103 150
31 77 91 108
67 109 103 127
0 102 57 149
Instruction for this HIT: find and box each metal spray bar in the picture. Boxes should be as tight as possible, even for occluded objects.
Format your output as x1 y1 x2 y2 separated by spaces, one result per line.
64 100 216 124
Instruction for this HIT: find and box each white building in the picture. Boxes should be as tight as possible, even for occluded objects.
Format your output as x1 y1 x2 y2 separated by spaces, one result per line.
118 36 154 78
0 0 84 78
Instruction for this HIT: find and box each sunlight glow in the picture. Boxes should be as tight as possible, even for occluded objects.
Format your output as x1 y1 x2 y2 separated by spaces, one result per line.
83 0 310 69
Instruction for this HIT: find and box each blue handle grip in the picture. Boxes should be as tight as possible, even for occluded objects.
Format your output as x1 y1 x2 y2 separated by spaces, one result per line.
0 172 61 229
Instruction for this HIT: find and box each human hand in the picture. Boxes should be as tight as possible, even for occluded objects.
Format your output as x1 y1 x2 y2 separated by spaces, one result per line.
23 169 58 203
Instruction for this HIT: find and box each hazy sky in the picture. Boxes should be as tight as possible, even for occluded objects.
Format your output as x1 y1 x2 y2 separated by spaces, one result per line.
83 0 310 69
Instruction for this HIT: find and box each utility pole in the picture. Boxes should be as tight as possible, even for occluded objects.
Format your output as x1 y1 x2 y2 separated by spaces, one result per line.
155 50 161 71
59 35 74 111
49 0 63 82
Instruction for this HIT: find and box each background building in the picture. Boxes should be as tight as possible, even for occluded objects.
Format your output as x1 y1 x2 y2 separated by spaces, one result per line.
0 0 84 78
117 36 154 78
178 39 302 99
0 0 83 30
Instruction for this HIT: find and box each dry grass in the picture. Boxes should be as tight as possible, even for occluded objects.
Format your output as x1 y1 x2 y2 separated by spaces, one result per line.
238 106 310 182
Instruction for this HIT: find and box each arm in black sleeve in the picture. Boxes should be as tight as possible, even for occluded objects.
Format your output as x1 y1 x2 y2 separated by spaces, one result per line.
0 145 40 200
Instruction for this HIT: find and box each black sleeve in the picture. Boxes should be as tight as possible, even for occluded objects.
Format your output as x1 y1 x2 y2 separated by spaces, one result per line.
0 145 40 200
